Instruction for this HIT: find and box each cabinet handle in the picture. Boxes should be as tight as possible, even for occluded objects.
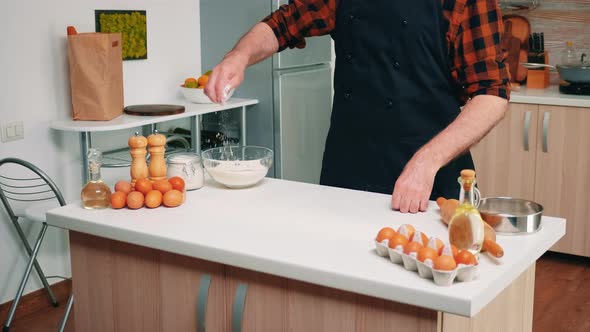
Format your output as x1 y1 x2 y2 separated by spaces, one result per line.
524 111 531 151
197 274 211 332
542 112 550 153
232 283 249 332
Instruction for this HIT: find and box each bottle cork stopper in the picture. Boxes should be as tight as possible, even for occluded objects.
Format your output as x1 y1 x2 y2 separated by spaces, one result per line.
460 169 476 180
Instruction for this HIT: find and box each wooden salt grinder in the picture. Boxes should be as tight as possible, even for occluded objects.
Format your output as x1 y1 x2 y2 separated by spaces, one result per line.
128 132 149 186
148 130 167 182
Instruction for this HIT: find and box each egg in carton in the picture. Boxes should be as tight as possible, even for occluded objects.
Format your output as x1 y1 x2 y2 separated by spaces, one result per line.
374 226 479 287
374 227 396 257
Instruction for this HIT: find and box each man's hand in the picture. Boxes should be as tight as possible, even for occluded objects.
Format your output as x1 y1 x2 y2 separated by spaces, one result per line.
391 154 438 214
204 23 279 104
205 51 248 104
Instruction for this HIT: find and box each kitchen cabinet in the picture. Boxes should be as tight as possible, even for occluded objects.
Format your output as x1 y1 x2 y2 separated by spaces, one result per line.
159 252 227 331
534 106 590 256
472 103 590 257
470 103 539 200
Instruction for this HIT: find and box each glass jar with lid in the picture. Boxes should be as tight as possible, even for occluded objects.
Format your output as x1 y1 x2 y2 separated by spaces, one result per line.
166 153 204 190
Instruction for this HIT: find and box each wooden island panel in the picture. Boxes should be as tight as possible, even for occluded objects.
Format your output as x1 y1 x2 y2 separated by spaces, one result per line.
70 232 534 332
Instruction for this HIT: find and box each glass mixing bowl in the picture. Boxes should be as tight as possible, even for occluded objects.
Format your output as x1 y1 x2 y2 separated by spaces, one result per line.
201 146 273 188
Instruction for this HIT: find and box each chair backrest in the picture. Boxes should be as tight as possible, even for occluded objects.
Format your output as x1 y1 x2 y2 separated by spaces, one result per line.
0 158 66 223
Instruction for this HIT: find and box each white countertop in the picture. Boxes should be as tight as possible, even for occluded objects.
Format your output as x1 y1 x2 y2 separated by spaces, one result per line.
50 98 258 132
510 85 590 108
46 178 565 317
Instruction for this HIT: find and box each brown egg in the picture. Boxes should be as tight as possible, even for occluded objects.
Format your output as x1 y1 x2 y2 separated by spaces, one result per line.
397 224 415 241
388 233 409 249
411 231 429 246
114 180 132 195
376 227 396 242
433 255 457 271
126 191 144 209
153 179 173 195
163 189 183 207
417 247 439 263
145 190 163 209
110 191 127 209
134 178 153 196
403 241 423 255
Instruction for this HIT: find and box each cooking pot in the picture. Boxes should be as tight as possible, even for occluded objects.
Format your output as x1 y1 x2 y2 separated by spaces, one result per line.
521 53 590 83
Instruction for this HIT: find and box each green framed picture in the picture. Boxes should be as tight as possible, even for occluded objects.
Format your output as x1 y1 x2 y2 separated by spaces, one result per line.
95 10 147 60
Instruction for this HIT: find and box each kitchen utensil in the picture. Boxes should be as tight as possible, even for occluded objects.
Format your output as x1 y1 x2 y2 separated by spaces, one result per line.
521 61 590 83
201 146 273 188
502 15 530 83
124 104 185 116
478 197 543 234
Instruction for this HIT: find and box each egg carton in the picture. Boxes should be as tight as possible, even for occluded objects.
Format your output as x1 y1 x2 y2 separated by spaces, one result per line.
374 239 478 287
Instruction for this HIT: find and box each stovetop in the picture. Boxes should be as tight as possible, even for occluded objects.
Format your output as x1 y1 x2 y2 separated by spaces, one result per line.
559 82 590 96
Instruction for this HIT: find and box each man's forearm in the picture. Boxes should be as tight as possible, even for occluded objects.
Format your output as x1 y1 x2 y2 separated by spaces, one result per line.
413 95 509 172
225 23 279 68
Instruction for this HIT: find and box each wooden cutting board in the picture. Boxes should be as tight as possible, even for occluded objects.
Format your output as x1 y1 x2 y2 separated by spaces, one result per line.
124 104 185 116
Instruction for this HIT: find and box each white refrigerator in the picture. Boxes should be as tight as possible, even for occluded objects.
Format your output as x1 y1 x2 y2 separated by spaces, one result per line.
200 0 333 184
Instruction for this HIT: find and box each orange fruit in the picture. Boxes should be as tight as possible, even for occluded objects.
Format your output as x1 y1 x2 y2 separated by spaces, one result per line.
455 250 477 266
184 77 197 85
403 241 423 255
433 255 457 271
126 191 144 209
114 180 132 194
110 191 127 209
417 247 439 263
388 233 409 249
134 178 152 196
197 75 209 86
163 189 183 207
168 176 186 192
153 179 173 195
376 227 396 242
145 190 163 209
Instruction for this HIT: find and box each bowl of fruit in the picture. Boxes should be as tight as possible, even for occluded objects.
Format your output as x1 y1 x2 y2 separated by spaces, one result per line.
180 71 227 104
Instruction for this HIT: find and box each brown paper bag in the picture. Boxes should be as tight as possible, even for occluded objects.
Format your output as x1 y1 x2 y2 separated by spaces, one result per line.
67 32 124 121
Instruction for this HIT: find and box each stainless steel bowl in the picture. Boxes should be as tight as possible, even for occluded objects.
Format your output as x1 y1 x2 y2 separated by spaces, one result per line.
479 197 543 234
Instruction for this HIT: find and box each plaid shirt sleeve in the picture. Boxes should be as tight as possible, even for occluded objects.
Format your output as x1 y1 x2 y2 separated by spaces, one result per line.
451 0 511 101
262 0 337 52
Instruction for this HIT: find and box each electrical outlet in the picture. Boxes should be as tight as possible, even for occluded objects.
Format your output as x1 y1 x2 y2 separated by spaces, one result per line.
1 121 24 143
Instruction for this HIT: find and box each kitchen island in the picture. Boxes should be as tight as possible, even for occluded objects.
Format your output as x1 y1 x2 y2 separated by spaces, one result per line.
46 178 565 332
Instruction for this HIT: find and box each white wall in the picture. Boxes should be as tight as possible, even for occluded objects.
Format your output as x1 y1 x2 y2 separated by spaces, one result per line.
0 0 201 304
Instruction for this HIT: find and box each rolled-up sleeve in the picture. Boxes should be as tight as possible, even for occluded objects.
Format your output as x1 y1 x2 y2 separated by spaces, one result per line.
262 0 337 52
454 0 511 100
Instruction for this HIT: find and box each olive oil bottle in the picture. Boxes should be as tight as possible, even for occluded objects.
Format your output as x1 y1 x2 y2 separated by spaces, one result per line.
448 170 485 255
81 149 111 209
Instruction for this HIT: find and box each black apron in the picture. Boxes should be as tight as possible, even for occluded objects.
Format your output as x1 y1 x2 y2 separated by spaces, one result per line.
320 0 474 200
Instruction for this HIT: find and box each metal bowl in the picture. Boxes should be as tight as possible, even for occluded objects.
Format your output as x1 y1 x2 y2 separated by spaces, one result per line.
479 197 543 235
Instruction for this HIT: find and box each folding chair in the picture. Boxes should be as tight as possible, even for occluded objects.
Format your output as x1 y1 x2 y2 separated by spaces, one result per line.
0 158 73 332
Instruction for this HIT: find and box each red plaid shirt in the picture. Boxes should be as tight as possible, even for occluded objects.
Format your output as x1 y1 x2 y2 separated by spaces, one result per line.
263 0 510 101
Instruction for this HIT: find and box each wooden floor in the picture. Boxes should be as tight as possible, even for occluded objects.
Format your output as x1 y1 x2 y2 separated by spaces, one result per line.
5 252 589 332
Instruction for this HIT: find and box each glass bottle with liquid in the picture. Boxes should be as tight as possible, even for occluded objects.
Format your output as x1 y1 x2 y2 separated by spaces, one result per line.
81 149 112 209
448 170 485 255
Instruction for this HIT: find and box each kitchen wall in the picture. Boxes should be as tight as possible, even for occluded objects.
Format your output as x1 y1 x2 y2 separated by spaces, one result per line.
514 0 590 65
0 0 201 304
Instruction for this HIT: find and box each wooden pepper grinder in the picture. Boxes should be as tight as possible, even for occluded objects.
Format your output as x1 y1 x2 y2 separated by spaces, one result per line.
128 132 149 186
148 130 167 182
